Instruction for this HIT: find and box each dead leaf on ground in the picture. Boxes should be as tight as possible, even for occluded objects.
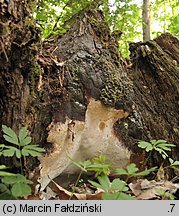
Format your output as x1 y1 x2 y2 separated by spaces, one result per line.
129 179 179 200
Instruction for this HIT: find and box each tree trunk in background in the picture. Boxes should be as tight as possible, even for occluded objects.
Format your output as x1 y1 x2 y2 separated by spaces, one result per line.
142 0 151 41
0 2 179 190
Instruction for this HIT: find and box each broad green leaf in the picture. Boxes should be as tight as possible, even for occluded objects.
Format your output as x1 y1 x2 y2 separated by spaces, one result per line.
111 179 128 191
97 174 110 192
126 163 138 175
2 125 19 145
115 168 128 175
11 183 31 197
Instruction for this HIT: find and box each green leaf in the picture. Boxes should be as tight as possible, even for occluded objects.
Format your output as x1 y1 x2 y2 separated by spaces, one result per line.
171 166 179 172
115 168 128 175
2 174 32 185
0 183 8 193
157 143 175 147
111 179 128 191
155 188 165 196
79 160 92 169
0 171 16 177
134 166 157 176
23 145 45 152
23 150 42 157
138 141 151 149
2 149 16 157
88 180 106 191
152 139 166 145
0 165 8 170
97 174 110 192
2 125 19 145
169 158 174 164
146 144 153 152
156 145 171 151
11 183 31 197
19 127 27 140
102 192 119 200
21 149 29 156
22 145 45 157
15 149 21 159
165 192 175 200
18 126 32 146
1 146 20 158
116 192 136 200
0 184 15 200
0 144 5 148
20 137 32 146
126 163 138 175
171 161 179 166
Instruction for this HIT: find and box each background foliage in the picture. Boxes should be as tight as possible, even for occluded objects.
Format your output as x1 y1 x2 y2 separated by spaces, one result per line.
35 0 179 57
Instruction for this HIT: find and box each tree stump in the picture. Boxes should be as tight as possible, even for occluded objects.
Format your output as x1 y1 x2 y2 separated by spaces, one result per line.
0 4 178 190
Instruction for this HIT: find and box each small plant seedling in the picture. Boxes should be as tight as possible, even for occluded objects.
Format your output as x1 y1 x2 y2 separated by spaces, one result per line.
0 125 45 174
88 174 135 200
0 125 46 199
115 163 157 181
69 155 111 176
155 188 175 200
138 139 175 161
68 155 111 199
0 165 33 199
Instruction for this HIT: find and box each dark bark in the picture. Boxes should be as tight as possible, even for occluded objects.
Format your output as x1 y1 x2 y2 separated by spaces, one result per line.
0 2 179 188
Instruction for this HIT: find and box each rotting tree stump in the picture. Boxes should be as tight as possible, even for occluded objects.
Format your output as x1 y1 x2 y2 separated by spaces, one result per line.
0 4 179 190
